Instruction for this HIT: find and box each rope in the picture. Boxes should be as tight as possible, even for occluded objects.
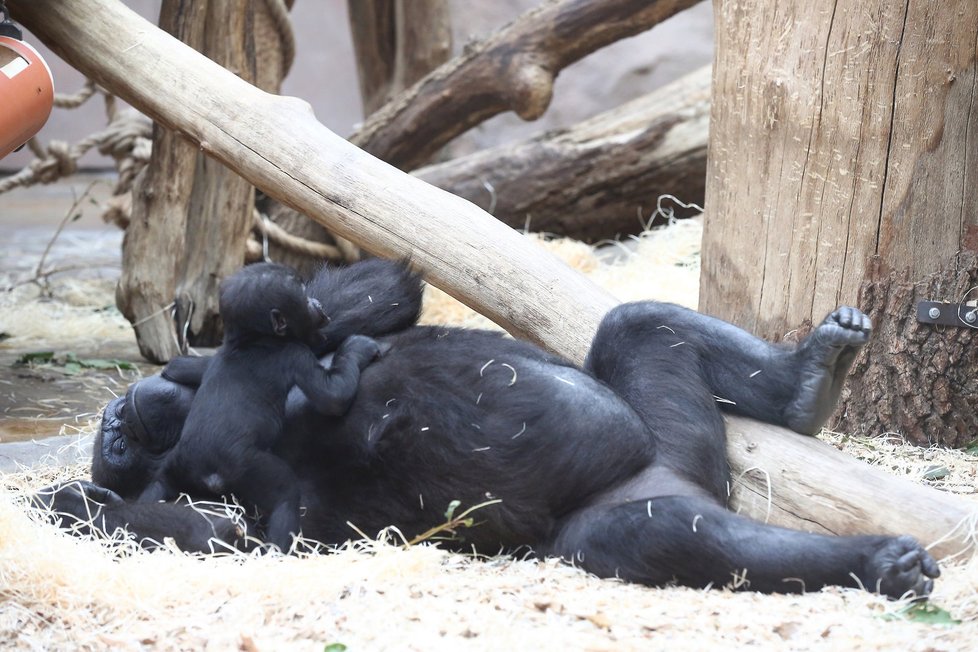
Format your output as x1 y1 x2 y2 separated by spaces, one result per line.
251 209 344 261
53 80 98 109
0 109 151 194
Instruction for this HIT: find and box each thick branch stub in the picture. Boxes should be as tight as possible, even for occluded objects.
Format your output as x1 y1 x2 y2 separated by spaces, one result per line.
505 56 554 121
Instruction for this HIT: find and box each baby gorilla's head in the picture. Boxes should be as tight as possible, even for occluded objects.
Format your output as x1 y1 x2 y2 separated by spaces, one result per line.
219 262 327 343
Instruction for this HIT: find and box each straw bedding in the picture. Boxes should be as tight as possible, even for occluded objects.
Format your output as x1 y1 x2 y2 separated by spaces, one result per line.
1 217 976 650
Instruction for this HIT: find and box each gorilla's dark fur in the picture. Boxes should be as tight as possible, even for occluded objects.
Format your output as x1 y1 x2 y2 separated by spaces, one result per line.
137 263 384 550
39 259 939 598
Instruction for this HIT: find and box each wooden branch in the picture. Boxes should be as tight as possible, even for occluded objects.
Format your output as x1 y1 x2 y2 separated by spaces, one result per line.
350 0 704 169
11 0 974 559
348 0 452 116
347 0 396 115
415 65 710 241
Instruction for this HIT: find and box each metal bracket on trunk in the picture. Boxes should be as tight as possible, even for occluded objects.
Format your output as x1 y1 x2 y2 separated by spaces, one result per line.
916 301 978 328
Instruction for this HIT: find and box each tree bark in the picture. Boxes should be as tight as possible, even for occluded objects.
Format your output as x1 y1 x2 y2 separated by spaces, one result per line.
700 0 978 445
11 0 975 559
173 2 258 347
114 1 263 360
348 0 452 116
838 253 978 447
351 0 704 170
115 1 204 363
415 65 710 241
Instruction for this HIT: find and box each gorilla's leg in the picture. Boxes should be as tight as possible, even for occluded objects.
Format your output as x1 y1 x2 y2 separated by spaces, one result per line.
588 302 871 435
547 495 938 598
230 452 302 552
586 307 730 498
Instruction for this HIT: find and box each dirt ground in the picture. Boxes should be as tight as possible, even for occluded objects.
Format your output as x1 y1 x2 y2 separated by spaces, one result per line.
1 180 977 650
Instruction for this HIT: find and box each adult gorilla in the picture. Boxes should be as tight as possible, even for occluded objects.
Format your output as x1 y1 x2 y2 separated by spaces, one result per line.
39 260 938 598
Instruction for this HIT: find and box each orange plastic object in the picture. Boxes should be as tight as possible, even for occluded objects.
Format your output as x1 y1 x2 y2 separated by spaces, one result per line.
0 34 54 159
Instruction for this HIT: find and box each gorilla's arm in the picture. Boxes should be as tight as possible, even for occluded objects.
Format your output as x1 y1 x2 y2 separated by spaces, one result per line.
161 355 212 388
33 480 251 552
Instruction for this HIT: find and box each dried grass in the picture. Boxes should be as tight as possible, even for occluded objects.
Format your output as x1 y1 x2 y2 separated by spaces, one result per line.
2 217 977 650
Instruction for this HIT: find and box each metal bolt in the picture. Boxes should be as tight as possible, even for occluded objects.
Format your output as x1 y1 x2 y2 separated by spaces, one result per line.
928 307 941 320
965 310 977 324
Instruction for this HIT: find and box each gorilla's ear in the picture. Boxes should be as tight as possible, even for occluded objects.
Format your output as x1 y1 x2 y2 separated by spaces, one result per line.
270 308 288 336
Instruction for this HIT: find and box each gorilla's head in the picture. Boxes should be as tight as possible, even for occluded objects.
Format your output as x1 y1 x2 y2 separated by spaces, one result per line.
92 375 194 498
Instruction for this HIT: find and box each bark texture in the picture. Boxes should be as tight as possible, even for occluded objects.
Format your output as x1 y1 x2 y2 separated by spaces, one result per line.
701 0 978 444
837 253 978 447
347 0 452 115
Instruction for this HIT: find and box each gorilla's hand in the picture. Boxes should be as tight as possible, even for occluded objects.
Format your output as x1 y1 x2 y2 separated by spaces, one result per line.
32 480 122 519
342 334 392 367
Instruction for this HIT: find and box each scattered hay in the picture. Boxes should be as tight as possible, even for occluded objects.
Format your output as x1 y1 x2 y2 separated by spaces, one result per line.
421 218 703 328
2 217 977 649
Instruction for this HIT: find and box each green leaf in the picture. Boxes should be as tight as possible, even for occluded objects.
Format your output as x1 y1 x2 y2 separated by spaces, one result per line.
324 644 347 652
62 362 83 375
77 357 136 371
886 602 960 626
923 466 950 481
16 351 55 364
444 499 461 521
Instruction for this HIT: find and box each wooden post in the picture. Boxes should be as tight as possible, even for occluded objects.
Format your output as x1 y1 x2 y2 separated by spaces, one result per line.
700 0 978 446
9 0 975 559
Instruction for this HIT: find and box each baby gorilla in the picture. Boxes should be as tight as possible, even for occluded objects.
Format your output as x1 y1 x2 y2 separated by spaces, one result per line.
138 263 384 550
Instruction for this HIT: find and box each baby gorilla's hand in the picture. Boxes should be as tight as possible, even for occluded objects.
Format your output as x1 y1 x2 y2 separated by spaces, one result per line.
342 334 391 366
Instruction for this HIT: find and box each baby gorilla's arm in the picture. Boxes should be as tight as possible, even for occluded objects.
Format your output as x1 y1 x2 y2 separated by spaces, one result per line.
293 334 387 415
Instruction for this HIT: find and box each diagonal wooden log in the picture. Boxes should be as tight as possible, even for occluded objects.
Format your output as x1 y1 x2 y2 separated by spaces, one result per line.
350 0 705 169
415 65 711 241
10 0 975 560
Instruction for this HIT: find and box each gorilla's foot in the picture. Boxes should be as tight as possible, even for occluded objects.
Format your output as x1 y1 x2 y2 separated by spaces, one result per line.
862 536 940 599
783 307 872 435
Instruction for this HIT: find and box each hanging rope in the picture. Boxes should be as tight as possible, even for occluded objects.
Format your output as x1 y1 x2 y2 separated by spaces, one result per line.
0 107 152 194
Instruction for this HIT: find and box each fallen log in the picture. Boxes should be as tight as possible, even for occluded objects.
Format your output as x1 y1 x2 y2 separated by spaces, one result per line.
415 65 710 241
11 0 974 560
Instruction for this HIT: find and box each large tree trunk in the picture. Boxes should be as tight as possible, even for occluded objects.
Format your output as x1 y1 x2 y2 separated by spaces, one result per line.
416 65 710 241
10 0 976 560
116 1 205 363
700 0 978 446
116 0 268 360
